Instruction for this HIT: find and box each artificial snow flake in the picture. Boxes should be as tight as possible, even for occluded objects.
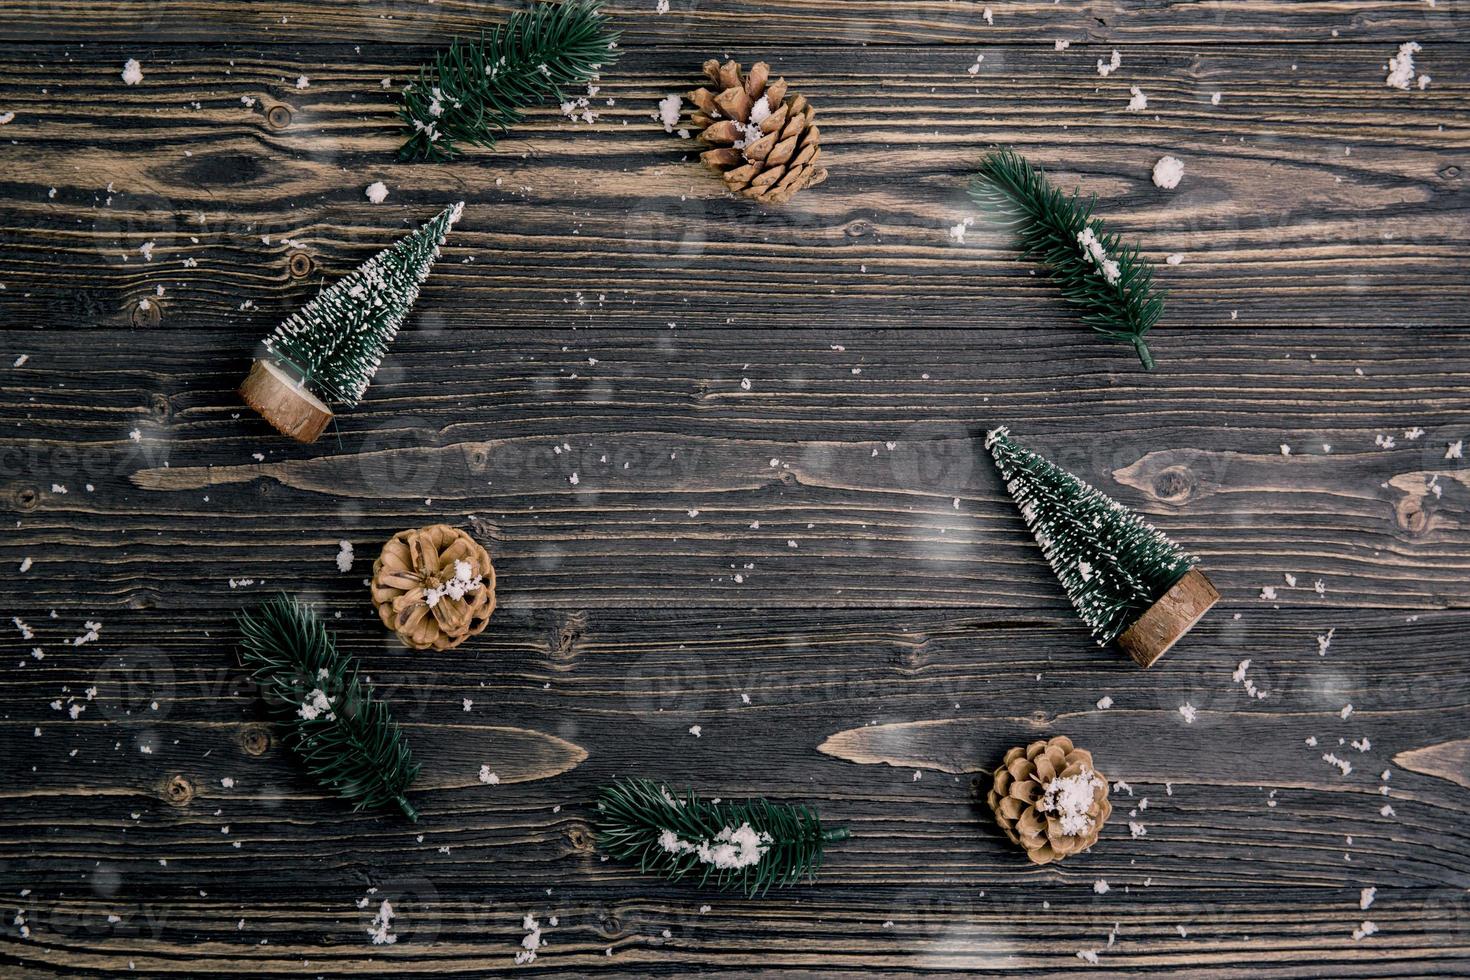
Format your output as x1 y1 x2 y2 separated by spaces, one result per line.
335 540 354 572
1151 156 1184 190
656 94 683 133
367 899 397 945
657 822 772 870
121 59 144 85
365 181 389 204
515 913 545 964
1385 42 1427 91
1040 770 1105 836
1126 86 1147 111
1077 227 1121 285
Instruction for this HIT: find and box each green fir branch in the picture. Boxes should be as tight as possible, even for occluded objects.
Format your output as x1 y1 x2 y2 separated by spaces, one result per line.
398 0 620 162
236 594 421 820
594 778 849 897
969 148 1165 370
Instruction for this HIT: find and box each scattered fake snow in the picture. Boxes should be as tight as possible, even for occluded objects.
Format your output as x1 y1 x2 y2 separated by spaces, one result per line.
1152 156 1184 190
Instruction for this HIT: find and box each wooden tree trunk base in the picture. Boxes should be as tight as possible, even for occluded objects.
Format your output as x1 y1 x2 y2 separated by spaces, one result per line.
238 358 333 444
1117 568 1220 669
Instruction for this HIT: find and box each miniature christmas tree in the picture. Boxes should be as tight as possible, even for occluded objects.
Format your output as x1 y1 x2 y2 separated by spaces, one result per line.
398 0 620 162
986 426 1217 667
595 778 849 897
239 201 464 442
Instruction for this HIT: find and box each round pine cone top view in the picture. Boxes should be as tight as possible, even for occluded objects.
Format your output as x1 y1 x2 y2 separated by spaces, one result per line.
987 736 1111 865
371 524 497 651
690 58 828 205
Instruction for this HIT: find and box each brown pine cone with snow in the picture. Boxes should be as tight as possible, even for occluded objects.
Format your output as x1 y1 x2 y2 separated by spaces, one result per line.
371 524 496 651
986 736 1111 865
688 59 828 205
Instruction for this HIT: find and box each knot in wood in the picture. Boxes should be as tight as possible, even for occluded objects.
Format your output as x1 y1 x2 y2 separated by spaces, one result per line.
163 773 195 806
567 824 595 853
149 393 171 421
1151 465 1195 503
844 219 875 238
1396 498 1429 535
13 486 40 512
265 105 292 129
239 725 271 756
287 251 313 278
130 299 162 328
597 912 624 937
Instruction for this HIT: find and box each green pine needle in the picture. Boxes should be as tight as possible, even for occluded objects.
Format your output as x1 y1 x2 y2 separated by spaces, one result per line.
236 595 421 821
595 778 849 897
970 148 1165 370
398 0 621 162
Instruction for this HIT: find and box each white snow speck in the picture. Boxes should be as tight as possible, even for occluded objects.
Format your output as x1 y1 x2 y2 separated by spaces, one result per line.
121 59 144 85
656 94 682 133
1151 156 1184 190
365 181 389 204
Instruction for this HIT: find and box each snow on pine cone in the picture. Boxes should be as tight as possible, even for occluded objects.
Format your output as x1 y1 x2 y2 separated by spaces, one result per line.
689 59 828 205
985 736 1111 865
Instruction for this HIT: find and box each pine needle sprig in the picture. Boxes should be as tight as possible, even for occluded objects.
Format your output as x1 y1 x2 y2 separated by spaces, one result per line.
398 0 620 162
594 778 849 897
969 148 1165 370
236 594 421 821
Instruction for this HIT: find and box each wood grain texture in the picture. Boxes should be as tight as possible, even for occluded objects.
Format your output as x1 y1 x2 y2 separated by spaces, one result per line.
2 608 1468 975
2 2 1468 976
0 45 1464 331
2 0 1466 45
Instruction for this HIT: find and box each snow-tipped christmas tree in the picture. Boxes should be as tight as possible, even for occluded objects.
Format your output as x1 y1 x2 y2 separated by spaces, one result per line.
239 201 464 442
986 426 1217 667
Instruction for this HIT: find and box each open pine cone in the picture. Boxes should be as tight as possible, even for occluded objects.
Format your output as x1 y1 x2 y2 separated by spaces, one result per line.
689 59 828 205
986 736 1111 865
371 524 496 651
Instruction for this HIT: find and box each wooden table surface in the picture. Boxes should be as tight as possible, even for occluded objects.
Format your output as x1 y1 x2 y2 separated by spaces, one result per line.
3 1 1468 976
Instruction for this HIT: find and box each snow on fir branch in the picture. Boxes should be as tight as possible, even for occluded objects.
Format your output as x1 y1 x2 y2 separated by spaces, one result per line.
260 202 462 406
236 594 421 820
985 427 1196 646
969 148 1165 369
594 778 849 897
397 0 620 162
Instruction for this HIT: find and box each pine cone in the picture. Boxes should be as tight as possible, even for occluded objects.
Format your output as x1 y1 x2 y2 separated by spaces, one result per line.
689 59 828 205
371 524 496 651
986 736 1111 865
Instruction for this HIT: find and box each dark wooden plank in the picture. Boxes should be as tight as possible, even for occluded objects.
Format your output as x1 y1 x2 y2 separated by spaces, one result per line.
0 44 1465 332
1 607 1467 976
3 329 1467 611
1 0 1465 46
